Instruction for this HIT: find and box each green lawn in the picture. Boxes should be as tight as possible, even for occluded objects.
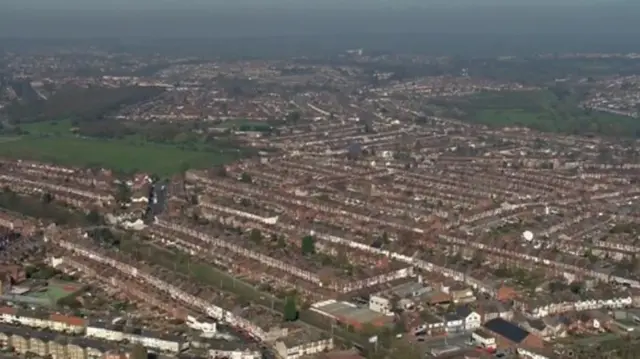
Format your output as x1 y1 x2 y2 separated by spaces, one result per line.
21 119 75 135
474 109 543 127
0 120 245 176
217 118 273 132
0 136 239 176
451 90 640 137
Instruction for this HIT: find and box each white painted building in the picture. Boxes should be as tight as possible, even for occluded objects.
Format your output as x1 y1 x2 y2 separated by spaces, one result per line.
369 295 393 316
208 348 261 359
275 335 333 359
471 329 496 350
187 315 218 334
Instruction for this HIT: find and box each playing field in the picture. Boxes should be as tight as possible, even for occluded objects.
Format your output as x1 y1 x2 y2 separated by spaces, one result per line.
0 136 239 176
443 90 640 137
26 280 85 302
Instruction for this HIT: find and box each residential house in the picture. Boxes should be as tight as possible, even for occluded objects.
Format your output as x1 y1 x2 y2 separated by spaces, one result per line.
86 320 125 341
129 330 182 353
208 347 260 359
390 281 431 299
477 300 513 323
483 318 544 349
411 312 445 336
81 338 115 359
49 313 86 334
105 350 129 359
0 331 8 347
471 328 497 350
274 331 334 359
0 274 10 296
10 329 29 354
579 311 612 331
49 337 68 359
517 347 559 359
444 313 465 334
0 307 85 334
29 331 55 357
424 290 451 306
187 315 218 334
522 319 554 340
455 306 482 331
66 339 86 359
541 317 567 339
445 284 476 304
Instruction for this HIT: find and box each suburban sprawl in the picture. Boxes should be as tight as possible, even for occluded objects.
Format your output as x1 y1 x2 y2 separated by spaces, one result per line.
1 46 640 359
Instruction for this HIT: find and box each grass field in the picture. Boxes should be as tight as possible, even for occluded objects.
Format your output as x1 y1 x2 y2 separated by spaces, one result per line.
0 120 244 176
443 90 640 137
0 136 238 175
26 280 84 303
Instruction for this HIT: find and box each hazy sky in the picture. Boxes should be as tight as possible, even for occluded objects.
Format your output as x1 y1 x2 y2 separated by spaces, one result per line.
0 0 638 39
2 0 631 11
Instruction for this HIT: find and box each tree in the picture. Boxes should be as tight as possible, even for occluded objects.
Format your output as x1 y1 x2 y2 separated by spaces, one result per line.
286 111 301 123
570 282 584 295
250 229 262 244
85 209 102 225
446 302 456 313
41 192 54 204
277 236 287 249
394 315 407 334
471 251 486 267
283 296 298 321
115 182 132 204
240 172 252 183
301 235 315 256
381 231 389 244
130 343 148 359
584 249 598 264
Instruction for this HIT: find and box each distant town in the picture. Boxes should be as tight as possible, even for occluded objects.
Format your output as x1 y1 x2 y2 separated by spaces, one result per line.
0 45 640 359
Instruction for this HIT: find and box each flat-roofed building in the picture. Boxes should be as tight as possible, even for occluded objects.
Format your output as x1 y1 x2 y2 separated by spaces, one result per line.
311 300 392 330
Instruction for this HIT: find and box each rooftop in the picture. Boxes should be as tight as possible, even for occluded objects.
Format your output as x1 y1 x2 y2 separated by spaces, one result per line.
483 318 530 344
280 327 330 348
312 300 388 326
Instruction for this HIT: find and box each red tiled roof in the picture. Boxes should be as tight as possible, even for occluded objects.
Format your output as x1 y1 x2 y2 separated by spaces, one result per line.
0 307 16 315
50 313 85 327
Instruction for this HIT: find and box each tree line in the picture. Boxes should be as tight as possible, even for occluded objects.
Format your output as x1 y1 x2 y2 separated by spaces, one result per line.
4 85 164 124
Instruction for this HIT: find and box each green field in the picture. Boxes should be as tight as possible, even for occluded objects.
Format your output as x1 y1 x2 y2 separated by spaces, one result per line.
0 120 244 176
0 136 238 175
26 280 84 304
439 90 640 138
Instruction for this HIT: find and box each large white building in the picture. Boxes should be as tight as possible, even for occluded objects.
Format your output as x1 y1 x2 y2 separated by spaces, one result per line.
369 295 393 316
